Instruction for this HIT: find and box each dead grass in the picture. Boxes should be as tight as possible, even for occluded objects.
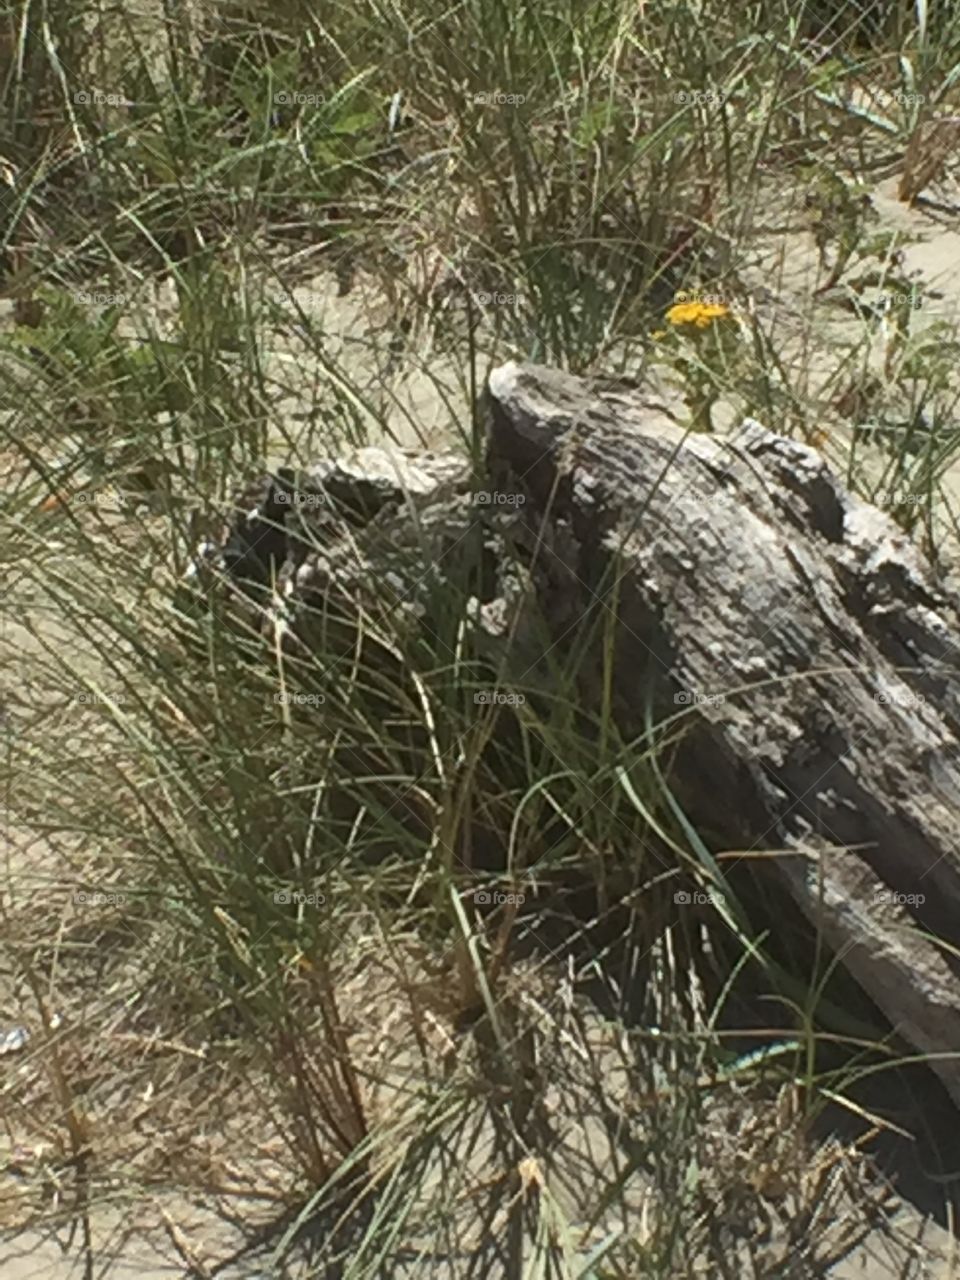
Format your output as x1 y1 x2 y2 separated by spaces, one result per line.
3 0 960 1275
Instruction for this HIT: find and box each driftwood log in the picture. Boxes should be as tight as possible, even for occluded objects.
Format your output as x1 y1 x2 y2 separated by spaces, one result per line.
486 361 960 1106
181 361 960 1106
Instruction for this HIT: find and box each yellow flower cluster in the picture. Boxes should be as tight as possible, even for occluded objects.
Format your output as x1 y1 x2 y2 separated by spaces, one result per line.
665 300 731 328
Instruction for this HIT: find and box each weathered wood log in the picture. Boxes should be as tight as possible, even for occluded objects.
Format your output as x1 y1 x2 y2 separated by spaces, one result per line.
179 362 960 1105
486 360 960 1106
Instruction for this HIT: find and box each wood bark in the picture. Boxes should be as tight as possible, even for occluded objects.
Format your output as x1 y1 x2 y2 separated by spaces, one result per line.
485 361 960 1106
183 361 960 1105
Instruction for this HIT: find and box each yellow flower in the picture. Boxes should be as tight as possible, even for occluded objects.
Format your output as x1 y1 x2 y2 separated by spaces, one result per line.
665 300 731 329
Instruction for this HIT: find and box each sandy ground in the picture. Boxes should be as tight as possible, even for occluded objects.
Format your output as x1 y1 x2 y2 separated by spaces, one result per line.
4 160 960 1275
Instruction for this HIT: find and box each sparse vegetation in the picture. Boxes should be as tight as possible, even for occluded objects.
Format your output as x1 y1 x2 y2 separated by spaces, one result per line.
2 0 960 1275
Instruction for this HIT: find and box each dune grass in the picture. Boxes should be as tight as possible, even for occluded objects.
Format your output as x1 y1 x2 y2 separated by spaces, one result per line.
1 0 959 1274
